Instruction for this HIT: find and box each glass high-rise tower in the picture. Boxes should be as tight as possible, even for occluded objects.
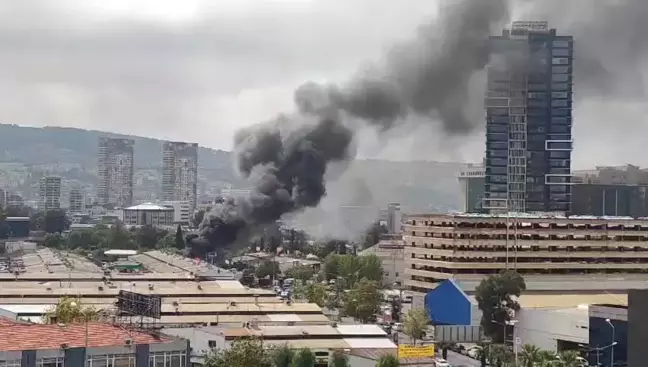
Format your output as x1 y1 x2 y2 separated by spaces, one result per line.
483 21 574 214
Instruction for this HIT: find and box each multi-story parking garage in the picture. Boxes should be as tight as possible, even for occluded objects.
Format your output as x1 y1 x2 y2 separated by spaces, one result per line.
403 213 648 293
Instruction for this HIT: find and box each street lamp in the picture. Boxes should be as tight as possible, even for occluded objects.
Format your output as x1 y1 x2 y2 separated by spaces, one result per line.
606 318 616 366
580 342 617 367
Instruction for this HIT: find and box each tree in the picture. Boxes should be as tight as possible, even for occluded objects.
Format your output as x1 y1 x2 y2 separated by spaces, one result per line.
284 265 315 282
375 354 399 367
488 344 514 367
157 233 176 249
328 350 349 367
271 344 294 367
107 221 136 249
291 348 315 367
193 210 205 228
303 283 328 307
538 350 558 366
203 338 271 367
358 254 383 284
136 225 159 249
44 296 99 324
519 344 542 367
0 206 9 239
44 232 68 249
256 259 280 279
175 225 185 249
475 270 526 343
338 255 361 288
557 350 582 367
343 279 381 323
403 308 430 346
323 253 341 280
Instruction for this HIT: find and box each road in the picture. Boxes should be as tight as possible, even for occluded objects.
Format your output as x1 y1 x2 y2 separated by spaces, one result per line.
447 350 481 367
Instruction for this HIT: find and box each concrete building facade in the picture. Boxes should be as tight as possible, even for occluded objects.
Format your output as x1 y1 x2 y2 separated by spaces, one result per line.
123 203 175 228
68 188 85 213
358 235 404 286
97 137 134 208
162 141 198 211
484 21 574 214
458 164 485 213
38 176 61 211
403 213 648 292
159 201 192 225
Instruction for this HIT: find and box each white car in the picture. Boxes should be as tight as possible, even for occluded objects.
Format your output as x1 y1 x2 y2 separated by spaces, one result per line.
434 358 450 367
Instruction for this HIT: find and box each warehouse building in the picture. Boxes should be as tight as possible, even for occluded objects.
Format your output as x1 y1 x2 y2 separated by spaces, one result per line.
0 318 189 367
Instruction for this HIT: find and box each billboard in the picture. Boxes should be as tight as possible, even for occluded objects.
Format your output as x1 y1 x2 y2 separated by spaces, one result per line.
398 345 435 359
434 325 486 343
117 290 162 319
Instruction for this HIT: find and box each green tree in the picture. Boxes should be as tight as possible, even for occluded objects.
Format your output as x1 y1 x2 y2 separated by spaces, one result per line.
475 270 526 343
538 350 558 366
328 350 349 367
44 232 68 249
203 338 271 367
44 296 99 324
303 283 328 307
136 225 159 249
343 278 381 323
358 253 383 284
0 206 9 239
338 255 361 288
256 259 280 279
271 344 294 367
284 265 315 282
375 354 399 367
557 350 582 367
174 225 184 249
519 344 542 367
489 344 514 367
157 233 176 249
193 210 205 228
291 348 315 367
323 253 341 280
403 308 430 345
106 221 136 249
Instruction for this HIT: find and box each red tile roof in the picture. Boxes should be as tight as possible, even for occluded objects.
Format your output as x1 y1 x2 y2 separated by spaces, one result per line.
0 322 170 351
0 317 18 326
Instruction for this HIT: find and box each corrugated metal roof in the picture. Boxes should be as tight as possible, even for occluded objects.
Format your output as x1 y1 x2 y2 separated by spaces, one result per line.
124 203 172 211
343 338 397 349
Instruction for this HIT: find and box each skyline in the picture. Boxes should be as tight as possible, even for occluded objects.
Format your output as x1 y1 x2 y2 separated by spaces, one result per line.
0 0 647 168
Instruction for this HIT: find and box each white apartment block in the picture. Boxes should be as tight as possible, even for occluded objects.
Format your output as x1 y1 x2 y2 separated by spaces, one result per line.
38 176 61 211
159 200 192 225
68 188 85 213
162 141 198 211
97 137 134 208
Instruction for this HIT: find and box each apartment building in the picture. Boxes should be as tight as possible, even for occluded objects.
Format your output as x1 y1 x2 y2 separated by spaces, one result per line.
68 187 85 213
97 137 134 208
162 141 198 211
484 21 574 213
38 176 61 211
458 164 485 213
403 213 648 292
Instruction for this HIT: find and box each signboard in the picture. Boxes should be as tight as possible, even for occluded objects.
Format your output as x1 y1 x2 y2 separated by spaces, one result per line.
117 290 162 319
398 345 435 359
511 21 548 31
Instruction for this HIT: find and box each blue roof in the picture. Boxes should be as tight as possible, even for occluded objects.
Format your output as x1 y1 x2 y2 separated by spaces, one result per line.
424 279 474 326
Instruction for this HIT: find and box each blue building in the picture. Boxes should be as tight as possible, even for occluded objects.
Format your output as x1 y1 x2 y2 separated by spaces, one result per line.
424 280 480 326
483 21 574 214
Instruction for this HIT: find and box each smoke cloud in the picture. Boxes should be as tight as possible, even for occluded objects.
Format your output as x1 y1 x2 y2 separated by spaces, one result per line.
188 0 510 257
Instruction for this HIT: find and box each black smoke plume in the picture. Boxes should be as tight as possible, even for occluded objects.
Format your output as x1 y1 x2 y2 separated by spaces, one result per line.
188 0 510 257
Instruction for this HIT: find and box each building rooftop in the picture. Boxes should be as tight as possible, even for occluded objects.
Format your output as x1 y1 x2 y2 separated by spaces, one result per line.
408 212 648 222
104 249 138 256
0 322 170 351
124 202 173 211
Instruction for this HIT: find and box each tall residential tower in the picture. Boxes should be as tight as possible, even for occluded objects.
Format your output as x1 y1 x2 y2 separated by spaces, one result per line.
38 176 61 211
162 141 198 211
483 21 573 213
97 137 134 208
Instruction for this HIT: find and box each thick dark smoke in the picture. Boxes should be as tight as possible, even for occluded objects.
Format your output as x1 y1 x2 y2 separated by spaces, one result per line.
188 0 510 257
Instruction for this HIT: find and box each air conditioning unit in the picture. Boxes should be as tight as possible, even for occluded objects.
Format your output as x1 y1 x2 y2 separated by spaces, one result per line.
125 339 133 345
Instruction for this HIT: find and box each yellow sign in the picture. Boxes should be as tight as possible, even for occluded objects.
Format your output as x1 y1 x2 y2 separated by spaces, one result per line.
398 344 435 359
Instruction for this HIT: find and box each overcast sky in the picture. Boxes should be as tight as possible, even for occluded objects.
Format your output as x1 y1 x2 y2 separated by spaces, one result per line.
0 0 647 168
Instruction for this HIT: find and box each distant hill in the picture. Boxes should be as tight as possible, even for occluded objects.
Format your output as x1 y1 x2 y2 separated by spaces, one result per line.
0 123 464 213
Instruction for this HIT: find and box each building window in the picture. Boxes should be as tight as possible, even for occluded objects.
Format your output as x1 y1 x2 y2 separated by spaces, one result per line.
551 100 568 108
37 358 64 367
551 83 569 91
552 57 569 65
553 40 571 48
552 66 570 74
552 48 570 57
149 351 186 367
87 354 135 367
551 74 569 83
0 361 21 367
552 92 569 99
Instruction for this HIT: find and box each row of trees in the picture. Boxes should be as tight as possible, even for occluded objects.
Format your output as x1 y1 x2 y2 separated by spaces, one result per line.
475 344 584 367
203 338 401 367
43 222 185 256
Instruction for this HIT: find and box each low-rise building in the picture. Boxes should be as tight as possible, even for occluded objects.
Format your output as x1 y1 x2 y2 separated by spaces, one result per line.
158 201 192 225
123 203 174 228
0 319 189 367
403 213 648 292
358 235 404 286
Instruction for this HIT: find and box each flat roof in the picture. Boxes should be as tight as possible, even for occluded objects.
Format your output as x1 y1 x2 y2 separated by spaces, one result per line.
0 322 171 351
105 249 138 256
124 203 172 211
407 212 648 223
